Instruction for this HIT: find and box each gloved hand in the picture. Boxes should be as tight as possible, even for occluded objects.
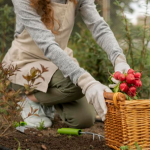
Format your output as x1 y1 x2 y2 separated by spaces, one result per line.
115 54 130 73
78 72 112 121
109 55 130 88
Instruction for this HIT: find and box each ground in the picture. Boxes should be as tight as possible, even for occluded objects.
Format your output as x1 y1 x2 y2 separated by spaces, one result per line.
0 115 113 150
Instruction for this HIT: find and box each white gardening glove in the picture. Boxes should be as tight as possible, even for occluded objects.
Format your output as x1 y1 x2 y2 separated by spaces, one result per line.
78 72 112 121
109 55 130 88
115 54 130 73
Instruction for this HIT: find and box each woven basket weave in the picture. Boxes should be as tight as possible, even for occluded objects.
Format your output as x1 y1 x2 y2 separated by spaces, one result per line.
104 92 150 150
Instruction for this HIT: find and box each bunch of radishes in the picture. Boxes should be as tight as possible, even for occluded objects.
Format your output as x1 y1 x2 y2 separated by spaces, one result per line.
110 69 142 99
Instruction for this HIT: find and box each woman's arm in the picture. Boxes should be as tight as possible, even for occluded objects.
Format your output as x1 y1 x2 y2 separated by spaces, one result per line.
12 0 86 84
79 0 126 66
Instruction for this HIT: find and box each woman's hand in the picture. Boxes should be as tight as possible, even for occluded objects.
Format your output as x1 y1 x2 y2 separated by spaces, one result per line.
109 55 130 88
115 55 130 73
85 82 112 121
115 61 130 74
78 72 112 121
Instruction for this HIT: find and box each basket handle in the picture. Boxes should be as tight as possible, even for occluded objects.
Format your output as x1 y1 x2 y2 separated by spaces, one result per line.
104 92 126 102
104 92 126 108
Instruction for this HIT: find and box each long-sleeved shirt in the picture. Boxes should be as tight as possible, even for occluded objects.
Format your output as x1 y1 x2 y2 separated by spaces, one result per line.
12 0 125 84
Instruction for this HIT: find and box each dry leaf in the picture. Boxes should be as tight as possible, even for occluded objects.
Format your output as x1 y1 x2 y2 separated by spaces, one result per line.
31 107 33 113
34 109 38 113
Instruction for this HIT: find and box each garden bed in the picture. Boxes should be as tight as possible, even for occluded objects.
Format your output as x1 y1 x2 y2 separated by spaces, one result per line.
0 115 113 150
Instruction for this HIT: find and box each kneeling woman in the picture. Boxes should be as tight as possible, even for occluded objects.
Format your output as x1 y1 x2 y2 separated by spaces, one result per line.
2 0 130 128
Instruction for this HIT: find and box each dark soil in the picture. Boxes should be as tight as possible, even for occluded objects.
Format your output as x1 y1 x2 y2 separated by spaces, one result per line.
0 116 113 150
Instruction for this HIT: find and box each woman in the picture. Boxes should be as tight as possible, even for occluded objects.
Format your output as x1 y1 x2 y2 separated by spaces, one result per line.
2 0 130 128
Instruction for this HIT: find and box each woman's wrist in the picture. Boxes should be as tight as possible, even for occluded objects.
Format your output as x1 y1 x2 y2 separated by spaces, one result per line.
115 54 127 66
77 72 99 94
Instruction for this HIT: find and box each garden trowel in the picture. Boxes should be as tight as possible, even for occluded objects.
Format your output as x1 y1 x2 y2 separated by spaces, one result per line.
16 125 34 133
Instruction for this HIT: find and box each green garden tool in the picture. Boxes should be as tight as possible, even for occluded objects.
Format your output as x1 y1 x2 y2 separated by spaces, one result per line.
57 128 105 141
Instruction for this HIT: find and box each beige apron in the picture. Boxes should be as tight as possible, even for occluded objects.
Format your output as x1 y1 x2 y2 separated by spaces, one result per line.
2 0 78 93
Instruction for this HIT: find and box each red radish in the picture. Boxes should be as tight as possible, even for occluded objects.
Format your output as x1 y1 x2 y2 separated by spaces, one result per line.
118 73 126 81
126 74 135 84
128 86 136 97
134 72 141 79
113 71 121 80
127 91 136 97
134 80 142 87
120 83 128 93
127 69 135 74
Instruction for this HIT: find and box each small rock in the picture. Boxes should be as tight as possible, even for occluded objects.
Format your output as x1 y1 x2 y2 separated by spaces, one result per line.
41 144 47 150
89 145 94 149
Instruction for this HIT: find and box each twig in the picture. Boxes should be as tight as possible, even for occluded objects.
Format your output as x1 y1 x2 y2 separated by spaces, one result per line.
2 28 5 53
2 130 17 138
0 124 12 136
2 115 9 124
140 0 149 70
0 124 4 130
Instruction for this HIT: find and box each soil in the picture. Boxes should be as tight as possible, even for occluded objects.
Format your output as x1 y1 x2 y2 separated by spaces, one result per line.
0 115 113 150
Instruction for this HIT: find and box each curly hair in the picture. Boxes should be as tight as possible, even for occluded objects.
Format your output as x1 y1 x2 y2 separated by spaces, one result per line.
30 0 77 34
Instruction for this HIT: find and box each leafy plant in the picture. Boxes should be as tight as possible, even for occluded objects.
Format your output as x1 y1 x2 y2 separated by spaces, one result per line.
22 65 49 95
0 3 15 60
120 145 129 150
14 138 21 150
13 121 27 128
114 0 150 99
120 142 142 150
14 138 30 150
37 120 46 131
0 63 48 137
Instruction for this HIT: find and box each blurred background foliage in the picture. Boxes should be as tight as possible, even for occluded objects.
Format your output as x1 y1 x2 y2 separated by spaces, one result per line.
0 0 150 98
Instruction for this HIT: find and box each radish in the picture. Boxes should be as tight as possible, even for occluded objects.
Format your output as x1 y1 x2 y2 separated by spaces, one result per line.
127 69 135 74
128 86 136 97
120 83 128 93
113 71 121 80
126 74 135 84
118 73 126 81
134 80 142 87
134 72 141 79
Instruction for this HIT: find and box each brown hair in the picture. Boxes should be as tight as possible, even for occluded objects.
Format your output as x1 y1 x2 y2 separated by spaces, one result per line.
30 0 77 34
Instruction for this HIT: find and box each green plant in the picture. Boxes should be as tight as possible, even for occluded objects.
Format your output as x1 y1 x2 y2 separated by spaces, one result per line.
0 3 15 61
14 138 21 150
14 138 30 150
120 145 129 150
120 142 142 150
13 121 27 128
37 119 46 131
114 0 150 98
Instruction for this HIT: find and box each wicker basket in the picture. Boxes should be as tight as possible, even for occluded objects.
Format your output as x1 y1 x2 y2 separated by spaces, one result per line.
104 92 150 150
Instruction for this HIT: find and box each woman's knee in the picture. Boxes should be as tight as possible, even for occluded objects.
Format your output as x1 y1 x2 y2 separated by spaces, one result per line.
70 111 96 129
58 81 84 101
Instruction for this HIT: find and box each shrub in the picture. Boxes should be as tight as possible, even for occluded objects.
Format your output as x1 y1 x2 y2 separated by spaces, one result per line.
0 63 48 137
